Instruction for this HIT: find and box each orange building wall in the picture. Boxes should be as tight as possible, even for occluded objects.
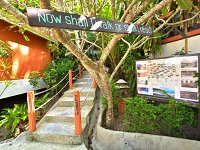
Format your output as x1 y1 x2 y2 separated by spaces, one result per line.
0 20 51 80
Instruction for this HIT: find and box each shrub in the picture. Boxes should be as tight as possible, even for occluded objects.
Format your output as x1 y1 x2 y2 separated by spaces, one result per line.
42 58 74 88
102 81 120 109
0 104 28 136
124 97 157 133
28 71 40 90
124 97 197 137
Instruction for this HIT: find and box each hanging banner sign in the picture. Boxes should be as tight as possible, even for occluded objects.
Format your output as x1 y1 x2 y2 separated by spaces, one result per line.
27 7 153 36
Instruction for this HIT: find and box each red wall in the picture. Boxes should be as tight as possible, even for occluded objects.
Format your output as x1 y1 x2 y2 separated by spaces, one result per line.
0 20 51 80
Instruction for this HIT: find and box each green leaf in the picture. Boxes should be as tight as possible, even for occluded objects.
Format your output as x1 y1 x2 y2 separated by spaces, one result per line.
176 0 193 10
193 0 198 6
23 35 30 41
175 28 187 39
160 7 169 16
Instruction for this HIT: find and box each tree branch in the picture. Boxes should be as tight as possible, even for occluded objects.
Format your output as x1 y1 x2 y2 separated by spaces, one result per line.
96 0 106 13
111 0 116 20
39 0 52 9
100 0 173 66
109 7 181 82
136 0 173 24
56 0 65 12
0 0 28 24
166 11 200 26
124 0 151 23
120 0 136 22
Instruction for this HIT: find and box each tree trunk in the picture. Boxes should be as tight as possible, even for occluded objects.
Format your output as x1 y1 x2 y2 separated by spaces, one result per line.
99 70 114 128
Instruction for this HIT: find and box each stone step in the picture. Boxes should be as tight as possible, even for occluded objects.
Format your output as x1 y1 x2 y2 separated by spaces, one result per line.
58 96 94 107
82 71 90 75
76 78 92 82
44 106 93 123
82 74 91 78
27 70 96 145
29 122 85 145
73 81 93 88
64 87 96 97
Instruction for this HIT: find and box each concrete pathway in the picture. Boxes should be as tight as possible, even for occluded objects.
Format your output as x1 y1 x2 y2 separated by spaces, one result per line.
0 132 87 150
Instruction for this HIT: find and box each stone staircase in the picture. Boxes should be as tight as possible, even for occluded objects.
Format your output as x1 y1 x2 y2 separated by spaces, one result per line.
27 71 96 145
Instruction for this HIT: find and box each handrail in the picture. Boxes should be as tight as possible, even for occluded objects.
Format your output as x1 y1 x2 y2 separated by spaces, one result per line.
72 67 79 73
35 72 69 96
34 65 81 109
80 75 92 92
35 81 69 111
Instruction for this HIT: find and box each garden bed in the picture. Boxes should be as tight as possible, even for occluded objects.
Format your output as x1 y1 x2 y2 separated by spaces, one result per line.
103 97 199 140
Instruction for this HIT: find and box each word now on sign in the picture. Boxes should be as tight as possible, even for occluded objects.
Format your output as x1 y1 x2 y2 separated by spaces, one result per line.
27 8 153 36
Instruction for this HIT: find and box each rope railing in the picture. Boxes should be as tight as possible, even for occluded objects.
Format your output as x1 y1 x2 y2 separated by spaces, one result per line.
80 76 92 92
27 65 82 132
35 81 70 111
72 67 79 73
35 72 69 96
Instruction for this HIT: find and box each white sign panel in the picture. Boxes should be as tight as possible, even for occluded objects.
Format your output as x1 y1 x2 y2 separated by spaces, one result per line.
136 55 199 102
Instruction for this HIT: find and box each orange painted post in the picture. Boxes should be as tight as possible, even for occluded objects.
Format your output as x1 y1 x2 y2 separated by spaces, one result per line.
69 69 73 89
73 90 82 135
79 65 82 78
93 79 97 88
27 91 36 132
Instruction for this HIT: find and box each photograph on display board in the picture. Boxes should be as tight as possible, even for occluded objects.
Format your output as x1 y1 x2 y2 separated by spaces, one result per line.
153 88 175 98
138 87 149 94
181 79 197 88
181 59 197 68
137 78 148 85
181 71 197 77
137 71 147 77
180 91 198 100
137 64 147 70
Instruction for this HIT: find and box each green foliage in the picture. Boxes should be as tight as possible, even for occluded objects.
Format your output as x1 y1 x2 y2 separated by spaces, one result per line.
0 59 14 97
124 97 197 138
0 40 12 58
194 72 200 99
121 50 146 95
0 104 28 136
172 47 186 56
29 135 35 141
28 71 40 90
35 93 49 109
158 100 197 136
102 81 120 109
176 0 193 10
35 93 49 120
42 57 75 88
124 97 158 133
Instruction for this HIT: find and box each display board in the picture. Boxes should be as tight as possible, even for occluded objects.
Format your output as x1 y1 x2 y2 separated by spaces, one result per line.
136 54 199 102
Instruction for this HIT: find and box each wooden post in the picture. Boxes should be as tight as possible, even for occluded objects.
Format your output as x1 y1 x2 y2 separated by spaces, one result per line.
27 91 36 132
79 65 82 78
73 90 82 135
93 79 96 88
69 70 73 89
